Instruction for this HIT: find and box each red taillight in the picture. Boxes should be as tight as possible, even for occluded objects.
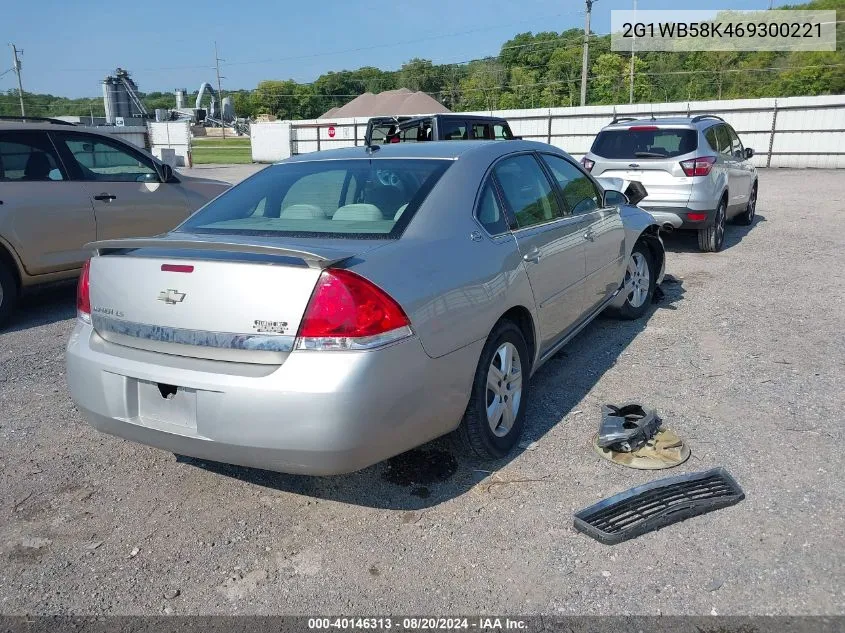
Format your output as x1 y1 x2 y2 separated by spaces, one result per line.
297 269 411 350
580 156 595 172
77 259 91 321
680 156 716 177
629 125 659 131
687 213 708 222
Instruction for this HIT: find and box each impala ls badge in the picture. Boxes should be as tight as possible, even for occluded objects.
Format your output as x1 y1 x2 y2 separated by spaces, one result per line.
158 289 186 305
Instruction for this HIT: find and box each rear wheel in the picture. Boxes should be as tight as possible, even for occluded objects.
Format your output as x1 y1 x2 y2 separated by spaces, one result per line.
698 198 726 252
735 182 757 226
0 262 19 328
458 320 530 459
608 242 654 321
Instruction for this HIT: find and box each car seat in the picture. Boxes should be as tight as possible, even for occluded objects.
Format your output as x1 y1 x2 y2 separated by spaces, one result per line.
24 152 52 180
365 185 405 219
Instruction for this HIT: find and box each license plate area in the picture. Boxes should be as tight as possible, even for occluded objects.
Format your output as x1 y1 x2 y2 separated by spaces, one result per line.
137 380 197 429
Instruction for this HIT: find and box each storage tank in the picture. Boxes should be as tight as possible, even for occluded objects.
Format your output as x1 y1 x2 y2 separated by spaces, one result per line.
175 89 186 110
222 96 235 122
102 77 117 125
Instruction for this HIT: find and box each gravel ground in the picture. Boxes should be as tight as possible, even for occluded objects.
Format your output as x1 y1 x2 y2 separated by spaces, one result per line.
0 168 843 616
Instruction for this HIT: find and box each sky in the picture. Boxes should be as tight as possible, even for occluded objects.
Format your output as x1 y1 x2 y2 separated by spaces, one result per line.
3 0 786 98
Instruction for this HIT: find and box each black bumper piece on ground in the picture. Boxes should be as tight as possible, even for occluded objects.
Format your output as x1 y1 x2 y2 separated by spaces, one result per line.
573 467 745 545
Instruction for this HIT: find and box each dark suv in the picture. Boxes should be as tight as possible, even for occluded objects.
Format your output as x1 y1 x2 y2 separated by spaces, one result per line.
365 114 515 146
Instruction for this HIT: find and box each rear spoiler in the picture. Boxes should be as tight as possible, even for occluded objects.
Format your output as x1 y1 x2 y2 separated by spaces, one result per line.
87 238 355 269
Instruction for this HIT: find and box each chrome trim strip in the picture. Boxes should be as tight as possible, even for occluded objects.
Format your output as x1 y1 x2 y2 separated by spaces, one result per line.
91 314 295 353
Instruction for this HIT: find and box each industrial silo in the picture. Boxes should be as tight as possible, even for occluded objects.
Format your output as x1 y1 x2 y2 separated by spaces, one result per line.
102 77 117 125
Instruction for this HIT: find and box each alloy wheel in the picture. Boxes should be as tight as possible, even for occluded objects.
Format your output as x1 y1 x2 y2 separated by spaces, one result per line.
486 342 523 438
625 252 651 309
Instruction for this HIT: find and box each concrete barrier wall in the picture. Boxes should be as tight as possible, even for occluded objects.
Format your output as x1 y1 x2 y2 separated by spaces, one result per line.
252 95 845 168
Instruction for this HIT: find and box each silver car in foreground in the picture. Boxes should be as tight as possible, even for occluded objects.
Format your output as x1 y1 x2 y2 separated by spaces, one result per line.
582 115 758 252
66 141 665 475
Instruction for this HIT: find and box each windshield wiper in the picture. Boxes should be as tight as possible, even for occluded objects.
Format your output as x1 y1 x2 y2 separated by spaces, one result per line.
633 151 666 158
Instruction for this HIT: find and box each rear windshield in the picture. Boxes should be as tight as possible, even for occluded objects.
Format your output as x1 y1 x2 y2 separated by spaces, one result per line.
591 128 698 159
178 158 451 238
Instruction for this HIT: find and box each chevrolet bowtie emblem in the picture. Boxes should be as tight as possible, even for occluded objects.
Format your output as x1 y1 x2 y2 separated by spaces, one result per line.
158 289 186 304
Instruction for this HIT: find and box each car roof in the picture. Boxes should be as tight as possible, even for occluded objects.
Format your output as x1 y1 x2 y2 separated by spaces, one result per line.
283 139 556 162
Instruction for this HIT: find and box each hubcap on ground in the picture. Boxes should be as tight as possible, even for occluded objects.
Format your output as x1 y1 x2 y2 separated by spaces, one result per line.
486 342 522 438
625 252 651 309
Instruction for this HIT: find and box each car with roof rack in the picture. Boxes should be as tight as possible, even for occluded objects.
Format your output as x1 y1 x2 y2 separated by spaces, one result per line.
0 117 230 326
581 114 758 252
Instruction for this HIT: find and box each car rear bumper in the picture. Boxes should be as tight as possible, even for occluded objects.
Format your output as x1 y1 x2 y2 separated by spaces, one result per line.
66 322 480 475
642 206 718 230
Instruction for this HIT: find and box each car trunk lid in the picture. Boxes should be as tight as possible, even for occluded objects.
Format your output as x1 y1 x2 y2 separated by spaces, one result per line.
87 234 388 364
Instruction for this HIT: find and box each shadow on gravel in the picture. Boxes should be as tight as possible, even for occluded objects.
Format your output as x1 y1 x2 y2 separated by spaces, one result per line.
182 279 687 510
2 282 76 334
662 214 766 253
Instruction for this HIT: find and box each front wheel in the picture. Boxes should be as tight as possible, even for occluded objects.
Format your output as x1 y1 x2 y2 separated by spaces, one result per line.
608 242 654 321
458 320 530 459
735 183 757 226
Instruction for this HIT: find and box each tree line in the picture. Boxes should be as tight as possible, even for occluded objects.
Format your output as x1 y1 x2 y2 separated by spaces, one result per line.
2 0 842 120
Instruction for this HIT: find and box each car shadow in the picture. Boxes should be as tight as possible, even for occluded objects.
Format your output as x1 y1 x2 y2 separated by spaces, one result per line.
180 278 687 510
3 281 76 333
661 214 766 253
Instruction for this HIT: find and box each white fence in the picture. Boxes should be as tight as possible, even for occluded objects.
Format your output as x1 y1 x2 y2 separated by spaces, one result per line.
147 121 192 167
253 94 845 169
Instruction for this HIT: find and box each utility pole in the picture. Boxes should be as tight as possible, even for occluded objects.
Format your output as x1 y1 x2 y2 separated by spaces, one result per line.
214 41 226 139
580 0 595 107
629 0 637 104
9 44 25 117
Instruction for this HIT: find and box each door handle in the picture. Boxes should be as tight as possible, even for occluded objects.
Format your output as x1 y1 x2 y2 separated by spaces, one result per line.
93 193 117 202
522 249 541 264
584 229 596 241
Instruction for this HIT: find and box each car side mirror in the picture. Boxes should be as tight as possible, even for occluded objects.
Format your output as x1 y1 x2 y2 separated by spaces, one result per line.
158 163 176 183
603 190 628 207
624 181 648 206
745 147 755 159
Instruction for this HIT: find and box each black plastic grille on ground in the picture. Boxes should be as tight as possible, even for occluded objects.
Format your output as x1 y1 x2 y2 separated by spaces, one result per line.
573 467 744 545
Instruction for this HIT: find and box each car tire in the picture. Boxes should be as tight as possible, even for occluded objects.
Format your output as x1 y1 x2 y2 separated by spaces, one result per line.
458 320 531 459
608 241 654 321
698 198 727 252
735 182 757 226
0 262 19 328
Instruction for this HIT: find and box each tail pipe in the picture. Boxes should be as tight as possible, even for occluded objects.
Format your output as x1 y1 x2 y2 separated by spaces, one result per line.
661 223 674 234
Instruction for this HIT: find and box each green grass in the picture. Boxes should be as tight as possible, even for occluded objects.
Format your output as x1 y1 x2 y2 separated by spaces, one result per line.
191 136 253 164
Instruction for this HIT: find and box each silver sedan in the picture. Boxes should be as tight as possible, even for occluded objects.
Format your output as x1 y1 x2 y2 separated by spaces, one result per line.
66 140 665 475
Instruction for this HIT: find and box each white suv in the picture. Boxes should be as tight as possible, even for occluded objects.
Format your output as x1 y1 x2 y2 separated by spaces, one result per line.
582 115 758 252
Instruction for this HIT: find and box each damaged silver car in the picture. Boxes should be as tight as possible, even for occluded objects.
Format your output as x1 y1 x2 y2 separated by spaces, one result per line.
66 140 664 475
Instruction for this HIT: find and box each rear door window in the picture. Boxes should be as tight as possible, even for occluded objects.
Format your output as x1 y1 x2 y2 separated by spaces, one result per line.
715 125 733 158
705 127 720 152
494 154 563 229
591 128 698 159
0 131 65 181
471 123 493 140
727 126 744 158
440 120 468 141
